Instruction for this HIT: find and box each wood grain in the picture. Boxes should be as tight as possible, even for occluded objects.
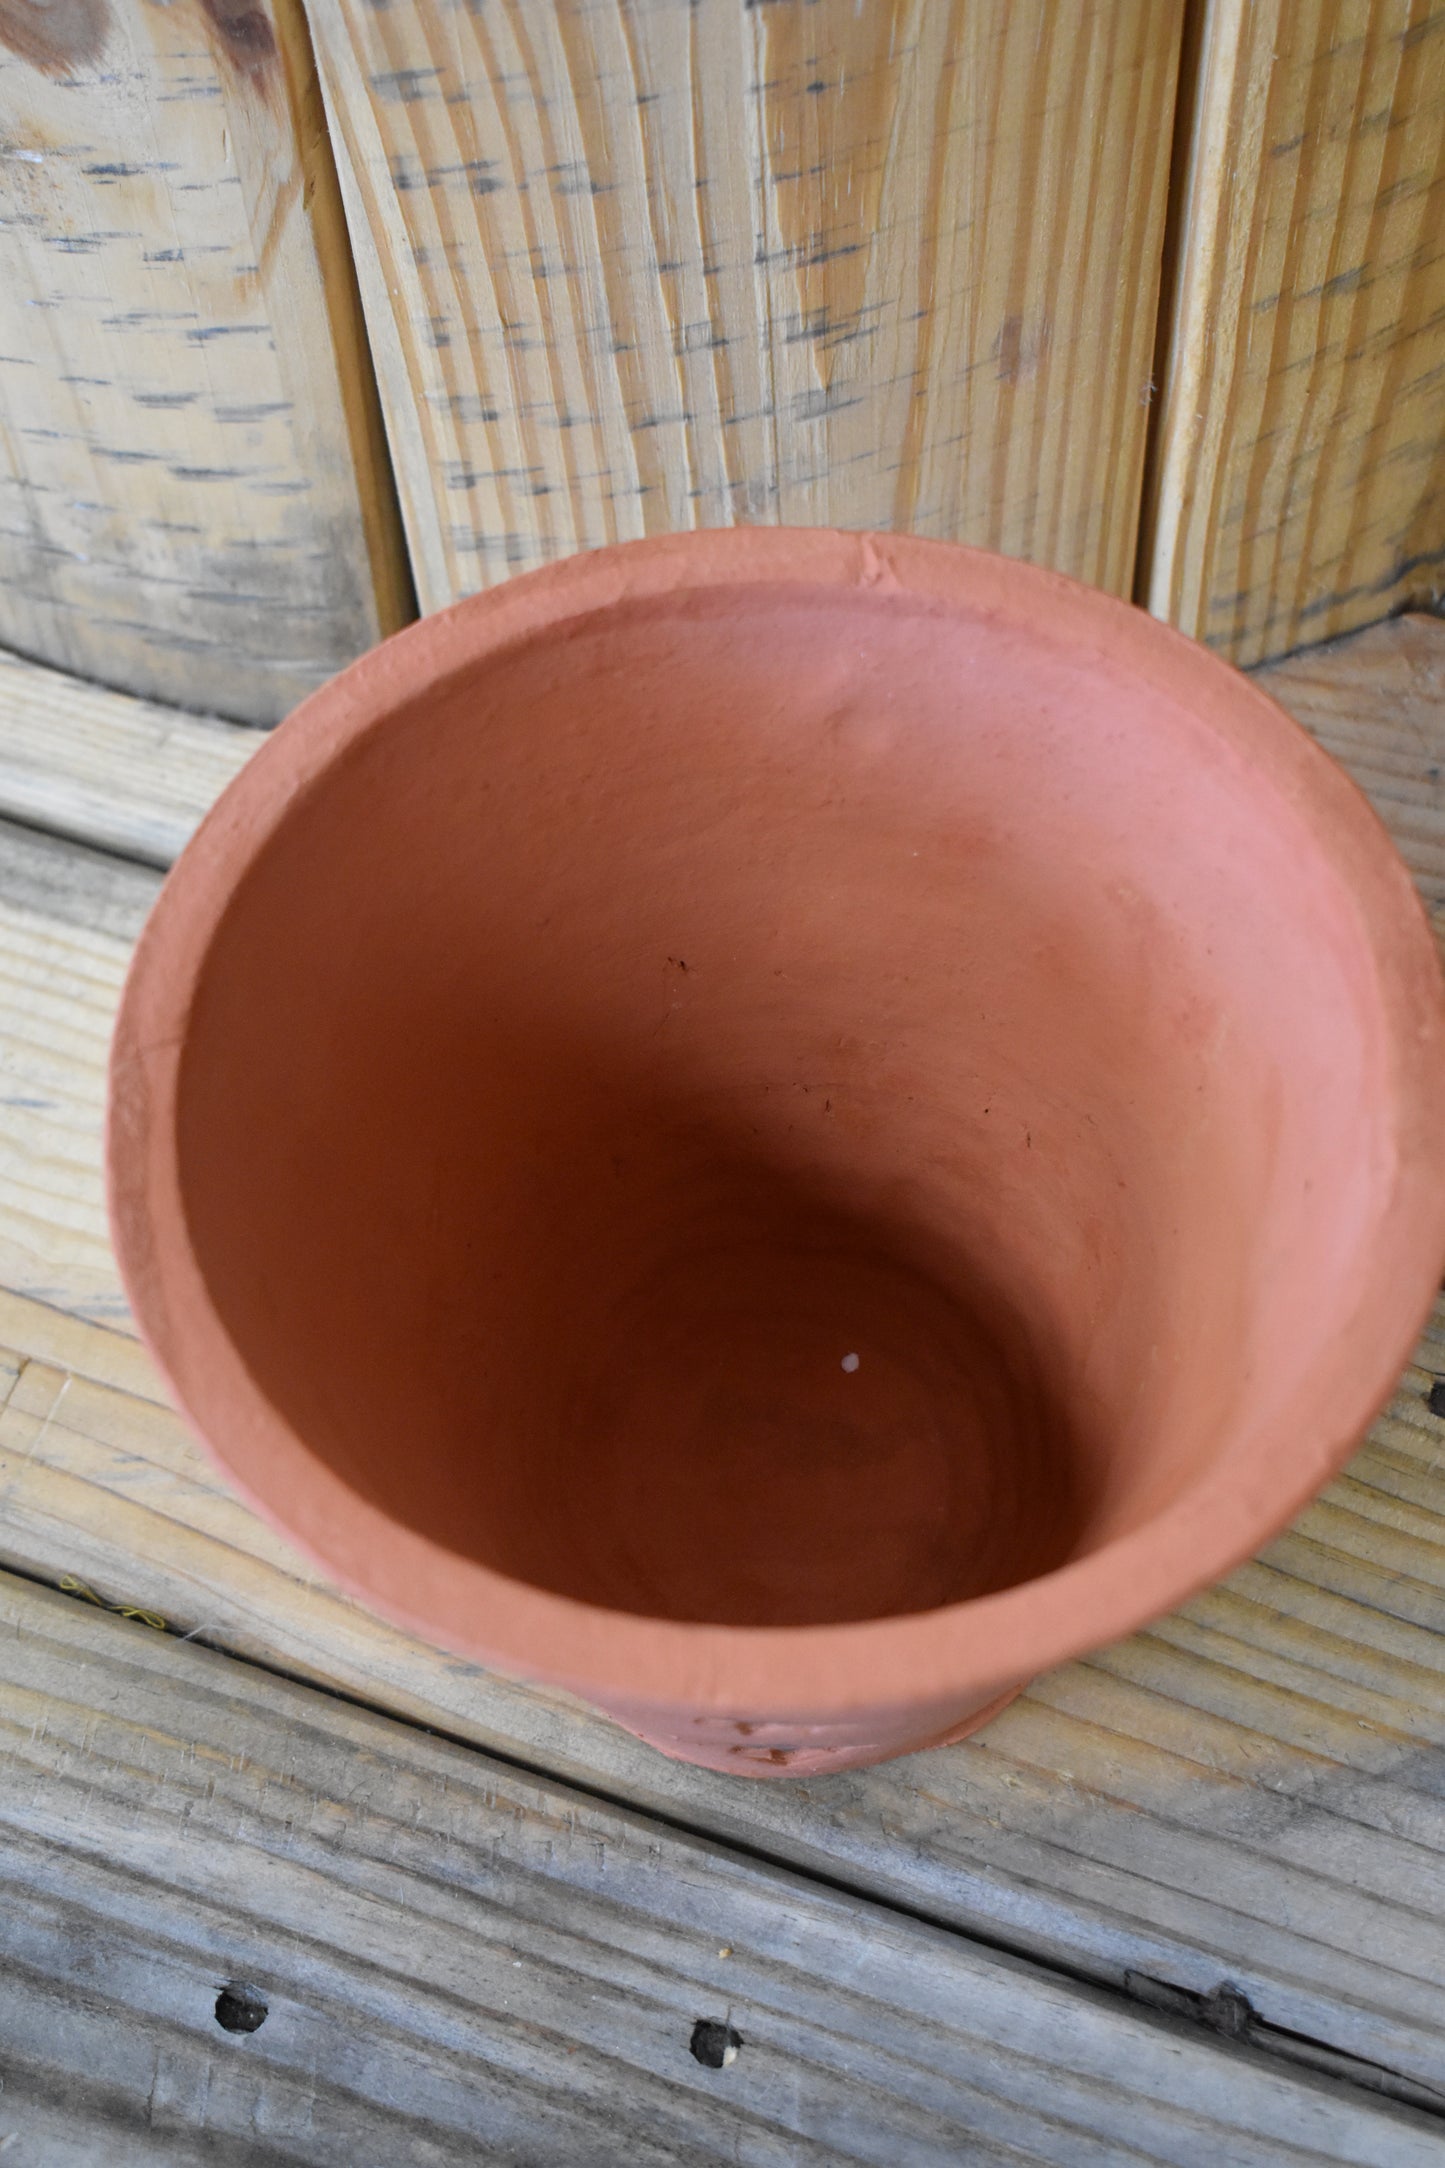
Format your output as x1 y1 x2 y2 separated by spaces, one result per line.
0 644 259 865
1 1569 1439 2166
1144 0 1445 665
3 618 1445 2105
1257 612 1445 913
0 0 411 721
0 822 156 1328
307 0 1185 611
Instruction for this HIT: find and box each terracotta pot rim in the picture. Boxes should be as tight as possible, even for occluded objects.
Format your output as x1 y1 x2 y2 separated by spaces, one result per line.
107 527 1445 1720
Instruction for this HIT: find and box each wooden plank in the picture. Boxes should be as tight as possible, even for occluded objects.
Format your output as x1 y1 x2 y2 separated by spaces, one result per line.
1143 0 1445 666
306 0 1185 611
0 1569 1437 2166
0 645 259 866
0 822 157 1328
1256 612 1445 912
4 617 1445 2105
0 0 411 721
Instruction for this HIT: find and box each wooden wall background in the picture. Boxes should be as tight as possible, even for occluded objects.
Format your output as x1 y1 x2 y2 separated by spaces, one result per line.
2 0 1442 721
1144 0 1445 666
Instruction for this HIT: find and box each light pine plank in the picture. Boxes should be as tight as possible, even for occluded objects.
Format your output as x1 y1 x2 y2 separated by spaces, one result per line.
3 619 1445 2104
0 1570 1439 2168
0 823 157 1329
1144 0 1445 666
0 0 410 721
307 0 1184 610
0 645 259 866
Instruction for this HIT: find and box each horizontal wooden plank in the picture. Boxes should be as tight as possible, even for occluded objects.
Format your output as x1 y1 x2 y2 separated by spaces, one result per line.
0 824 158 1329
0 814 161 945
3 616 1445 2110
0 1569 1436 2166
1255 613 1445 912
309 0 1183 607
0 647 260 867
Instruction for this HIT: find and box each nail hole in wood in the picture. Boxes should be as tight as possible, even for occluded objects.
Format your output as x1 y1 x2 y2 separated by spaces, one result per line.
1427 1379 1445 1418
215 1984 268 2034
690 2018 742 2069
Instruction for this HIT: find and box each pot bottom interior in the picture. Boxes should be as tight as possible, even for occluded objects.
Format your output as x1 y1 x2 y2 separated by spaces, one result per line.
493 1167 1088 1626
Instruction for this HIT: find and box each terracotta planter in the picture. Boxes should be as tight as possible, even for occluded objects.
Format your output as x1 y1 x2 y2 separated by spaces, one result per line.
108 530 1445 1778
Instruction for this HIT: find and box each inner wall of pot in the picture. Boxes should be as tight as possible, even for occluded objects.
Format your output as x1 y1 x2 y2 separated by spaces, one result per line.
176 587 1388 1628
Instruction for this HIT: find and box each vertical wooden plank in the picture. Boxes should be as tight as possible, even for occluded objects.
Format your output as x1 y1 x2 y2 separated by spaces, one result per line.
0 0 413 722
1144 0 1445 666
307 0 1185 612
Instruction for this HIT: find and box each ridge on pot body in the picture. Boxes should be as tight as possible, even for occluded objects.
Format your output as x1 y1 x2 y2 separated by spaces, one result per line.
107 529 1445 1780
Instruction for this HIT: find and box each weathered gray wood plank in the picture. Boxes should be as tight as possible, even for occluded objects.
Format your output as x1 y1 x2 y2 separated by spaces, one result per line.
0 1570 1437 2167
0 814 162 944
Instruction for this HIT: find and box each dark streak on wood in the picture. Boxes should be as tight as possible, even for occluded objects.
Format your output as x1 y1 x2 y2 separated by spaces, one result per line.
994 312 1052 386
0 0 108 75
197 0 278 84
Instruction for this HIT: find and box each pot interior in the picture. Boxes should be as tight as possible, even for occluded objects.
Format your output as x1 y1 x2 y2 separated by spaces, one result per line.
176 583 1390 1628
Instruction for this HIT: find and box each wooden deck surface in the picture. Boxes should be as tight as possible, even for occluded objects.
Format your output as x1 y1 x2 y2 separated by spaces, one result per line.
14 1567 1443 2165
1 613 1444 2157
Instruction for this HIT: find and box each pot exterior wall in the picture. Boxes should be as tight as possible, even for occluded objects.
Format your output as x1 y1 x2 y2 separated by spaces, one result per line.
593 1681 1025 1778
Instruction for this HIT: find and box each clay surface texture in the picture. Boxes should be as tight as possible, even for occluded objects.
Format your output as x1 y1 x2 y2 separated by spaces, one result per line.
108 531 1445 1775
